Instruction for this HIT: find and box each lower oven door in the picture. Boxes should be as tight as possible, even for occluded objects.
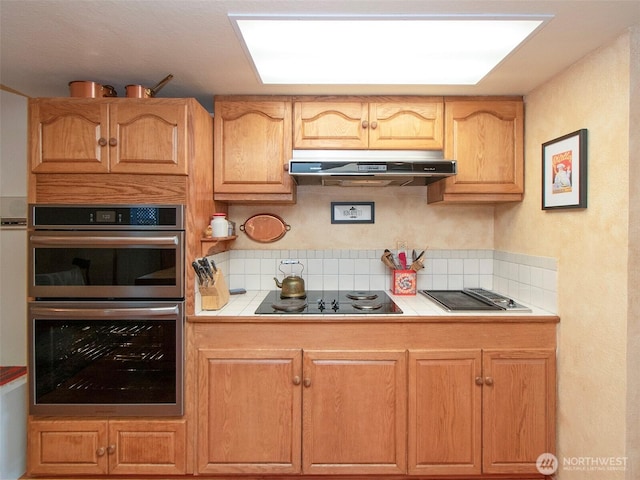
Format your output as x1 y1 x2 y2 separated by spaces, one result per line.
29 301 183 416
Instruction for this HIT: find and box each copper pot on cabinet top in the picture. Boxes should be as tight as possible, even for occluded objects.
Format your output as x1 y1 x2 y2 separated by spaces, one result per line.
126 74 173 98
69 81 117 98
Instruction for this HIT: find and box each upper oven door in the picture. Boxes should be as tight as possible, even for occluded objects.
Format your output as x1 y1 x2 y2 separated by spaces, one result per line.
29 230 184 299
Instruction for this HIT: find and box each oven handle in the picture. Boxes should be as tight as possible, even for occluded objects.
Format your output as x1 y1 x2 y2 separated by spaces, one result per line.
30 235 180 246
30 305 180 319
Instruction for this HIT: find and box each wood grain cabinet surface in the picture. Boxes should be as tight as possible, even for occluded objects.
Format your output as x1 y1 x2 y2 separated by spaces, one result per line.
294 97 444 150
196 347 406 475
29 98 190 175
27 418 187 476
213 97 295 203
190 320 556 478
428 98 525 203
408 348 556 475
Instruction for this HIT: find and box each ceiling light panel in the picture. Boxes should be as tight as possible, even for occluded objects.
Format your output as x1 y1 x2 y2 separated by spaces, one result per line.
231 15 546 85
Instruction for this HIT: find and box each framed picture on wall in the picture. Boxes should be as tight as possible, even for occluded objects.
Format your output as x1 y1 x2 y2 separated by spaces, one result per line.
542 129 588 210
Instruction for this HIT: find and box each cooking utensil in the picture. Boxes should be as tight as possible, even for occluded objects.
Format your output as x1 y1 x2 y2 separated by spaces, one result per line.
192 261 206 285
274 260 306 298
125 73 173 98
398 252 407 269
69 81 117 98
382 249 401 269
198 259 214 283
409 249 427 271
240 213 291 243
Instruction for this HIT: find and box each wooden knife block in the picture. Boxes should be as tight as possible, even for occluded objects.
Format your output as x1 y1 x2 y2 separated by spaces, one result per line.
199 270 230 310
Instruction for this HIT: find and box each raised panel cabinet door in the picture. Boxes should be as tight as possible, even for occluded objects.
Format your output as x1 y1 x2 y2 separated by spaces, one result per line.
29 99 110 173
293 101 368 149
108 419 187 475
214 100 294 195
197 348 303 474
429 99 524 202
368 99 444 149
302 350 407 474
407 349 482 475
27 419 108 475
482 349 556 474
109 101 188 175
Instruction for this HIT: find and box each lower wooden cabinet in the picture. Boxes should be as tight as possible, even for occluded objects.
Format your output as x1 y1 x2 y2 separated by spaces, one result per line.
27 418 187 476
196 348 406 475
408 348 556 475
193 321 556 477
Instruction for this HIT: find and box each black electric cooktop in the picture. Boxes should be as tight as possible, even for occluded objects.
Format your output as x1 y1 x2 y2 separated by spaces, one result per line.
255 290 403 315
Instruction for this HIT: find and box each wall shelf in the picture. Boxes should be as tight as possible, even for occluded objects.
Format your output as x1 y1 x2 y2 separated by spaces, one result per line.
200 236 237 256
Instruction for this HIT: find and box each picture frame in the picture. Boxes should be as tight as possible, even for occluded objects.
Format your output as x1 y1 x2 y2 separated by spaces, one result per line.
542 129 588 210
331 202 375 224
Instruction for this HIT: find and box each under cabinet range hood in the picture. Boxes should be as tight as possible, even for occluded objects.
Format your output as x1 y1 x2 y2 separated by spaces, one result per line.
288 150 457 187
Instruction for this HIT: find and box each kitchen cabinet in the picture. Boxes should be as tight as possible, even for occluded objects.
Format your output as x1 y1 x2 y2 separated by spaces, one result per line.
27 418 187 476
195 347 406 475
190 319 556 478
427 98 525 203
29 98 190 175
213 96 295 203
293 97 444 150
408 348 556 475
196 349 302 474
302 349 406 474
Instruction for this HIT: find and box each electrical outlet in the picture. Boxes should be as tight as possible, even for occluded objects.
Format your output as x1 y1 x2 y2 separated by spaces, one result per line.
397 240 408 251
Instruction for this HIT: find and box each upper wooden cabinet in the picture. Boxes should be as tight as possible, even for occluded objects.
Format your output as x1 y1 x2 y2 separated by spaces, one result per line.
293 97 444 150
213 97 295 203
428 98 524 203
29 98 190 175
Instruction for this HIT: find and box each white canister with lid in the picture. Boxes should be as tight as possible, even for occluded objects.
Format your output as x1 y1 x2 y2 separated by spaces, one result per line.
211 213 229 238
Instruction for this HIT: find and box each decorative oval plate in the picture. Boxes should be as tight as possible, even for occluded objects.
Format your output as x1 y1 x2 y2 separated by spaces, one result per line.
240 213 290 243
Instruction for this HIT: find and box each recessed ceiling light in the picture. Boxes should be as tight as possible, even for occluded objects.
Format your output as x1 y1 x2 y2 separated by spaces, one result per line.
230 15 548 85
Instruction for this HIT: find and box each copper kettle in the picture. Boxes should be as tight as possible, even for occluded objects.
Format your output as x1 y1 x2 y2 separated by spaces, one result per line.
274 260 306 299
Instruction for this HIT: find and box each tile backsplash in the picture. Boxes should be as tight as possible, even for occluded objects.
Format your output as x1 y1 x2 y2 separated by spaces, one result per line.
208 249 558 313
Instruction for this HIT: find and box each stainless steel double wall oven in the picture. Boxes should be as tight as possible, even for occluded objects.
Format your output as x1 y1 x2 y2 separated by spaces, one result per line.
28 204 185 416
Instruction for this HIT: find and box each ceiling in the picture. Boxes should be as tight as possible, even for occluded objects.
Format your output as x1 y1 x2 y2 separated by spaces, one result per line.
1 0 639 113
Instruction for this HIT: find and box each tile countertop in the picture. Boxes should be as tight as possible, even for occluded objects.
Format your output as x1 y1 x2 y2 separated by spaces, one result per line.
190 291 559 323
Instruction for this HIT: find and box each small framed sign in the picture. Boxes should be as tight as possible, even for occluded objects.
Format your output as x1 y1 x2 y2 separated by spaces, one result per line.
331 202 375 224
542 129 588 210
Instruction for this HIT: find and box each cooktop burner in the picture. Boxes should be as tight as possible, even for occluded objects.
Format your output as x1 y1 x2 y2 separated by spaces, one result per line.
255 290 403 315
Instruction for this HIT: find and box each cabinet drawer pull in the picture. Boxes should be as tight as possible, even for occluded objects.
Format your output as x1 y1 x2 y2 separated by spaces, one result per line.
361 120 369 129
107 444 116 455
485 376 494 386
370 121 378 129
108 137 117 146
303 377 311 388
96 447 106 457
475 376 484 385
293 375 301 385
98 137 107 147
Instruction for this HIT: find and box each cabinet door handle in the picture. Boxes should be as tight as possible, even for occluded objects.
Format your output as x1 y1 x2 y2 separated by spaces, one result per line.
362 120 369 129
485 376 494 386
370 121 378 129
108 137 117 146
107 444 116 455
96 447 106 457
293 375 301 385
303 377 311 388
98 137 107 147
475 376 484 385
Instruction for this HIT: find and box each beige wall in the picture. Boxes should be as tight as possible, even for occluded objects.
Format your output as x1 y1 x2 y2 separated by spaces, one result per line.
230 186 495 250
496 30 636 479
